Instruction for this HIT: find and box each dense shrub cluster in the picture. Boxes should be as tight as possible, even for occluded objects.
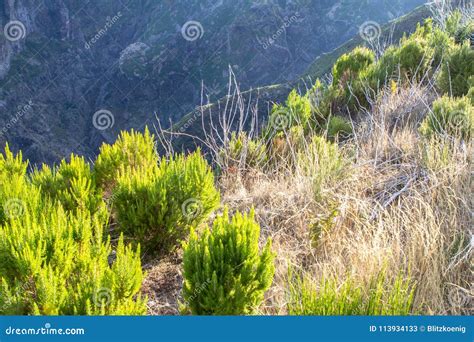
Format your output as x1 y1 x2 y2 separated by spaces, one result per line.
94 128 158 190
0 128 221 314
113 150 220 254
0 147 146 315
182 208 275 315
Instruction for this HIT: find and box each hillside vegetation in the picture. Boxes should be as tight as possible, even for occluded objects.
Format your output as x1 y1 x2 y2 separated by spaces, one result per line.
0 5 472 315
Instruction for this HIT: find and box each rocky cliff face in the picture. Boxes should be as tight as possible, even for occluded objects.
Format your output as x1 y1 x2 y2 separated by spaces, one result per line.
0 0 425 165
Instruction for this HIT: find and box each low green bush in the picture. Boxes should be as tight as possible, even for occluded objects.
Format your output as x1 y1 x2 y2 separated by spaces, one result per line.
332 47 375 87
288 269 416 315
325 116 353 140
0 145 147 315
297 136 347 199
266 90 312 136
219 132 267 171
32 154 105 216
0 145 42 226
182 208 275 315
94 127 158 190
113 150 220 254
420 96 473 140
437 42 474 97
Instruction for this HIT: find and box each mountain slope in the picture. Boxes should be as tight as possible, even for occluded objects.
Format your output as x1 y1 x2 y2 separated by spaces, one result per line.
0 0 425 165
173 3 434 151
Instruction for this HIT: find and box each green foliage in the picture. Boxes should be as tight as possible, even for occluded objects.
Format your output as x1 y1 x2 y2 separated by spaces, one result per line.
266 90 312 136
468 86 474 105
0 144 147 315
288 269 416 315
325 116 353 140
428 27 456 67
397 38 432 80
331 47 375 112
332 47 375 87
437 42 474 97
0 144 28 179
0 202 146 315
0 145 42 226
32 154 105 216
220 132 267 170
182 208 275 315
420 96 473 140
94 127 158 190
113 150 220 254
297 136 347 199
445 9 473 44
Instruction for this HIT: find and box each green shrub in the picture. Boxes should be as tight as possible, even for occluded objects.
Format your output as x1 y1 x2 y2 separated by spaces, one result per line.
182 208 275 315
438 42 474 97
0 143 146 315
32 154 105 216
94 127 158 190
113 150 220 254
266 90 311 136
325 116 353 140
397 38 432 80
420 96 473 140
288 269 416 315
297 136 347 199
219 132 267 171
332 47 375 87
0 204 146 315
330 47 375 112
0 145 42 226
428 27 456 68
445 9 473 44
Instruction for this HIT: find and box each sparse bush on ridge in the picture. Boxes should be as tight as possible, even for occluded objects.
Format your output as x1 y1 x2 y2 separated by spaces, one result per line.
332 47 375 87
266 90 312 136
182 208 275 315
